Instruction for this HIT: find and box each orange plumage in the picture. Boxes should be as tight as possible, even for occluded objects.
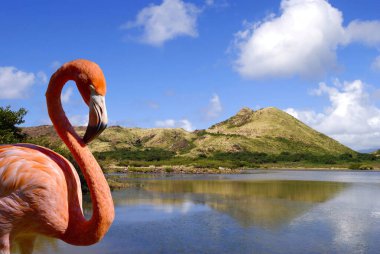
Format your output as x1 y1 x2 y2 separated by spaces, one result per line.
0 60 114 254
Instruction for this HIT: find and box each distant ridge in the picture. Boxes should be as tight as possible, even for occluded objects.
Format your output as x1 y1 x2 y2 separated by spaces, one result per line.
23 107 354 156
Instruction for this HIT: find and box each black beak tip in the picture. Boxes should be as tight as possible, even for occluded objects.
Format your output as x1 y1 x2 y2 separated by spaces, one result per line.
82 135 90 145
82 132 92 144
82 123 107 145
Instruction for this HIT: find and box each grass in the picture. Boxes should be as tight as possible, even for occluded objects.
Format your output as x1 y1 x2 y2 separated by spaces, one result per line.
23 107 357 164
25 136 379 173
91 147 380 171
106 178 131 190
23 105 379 175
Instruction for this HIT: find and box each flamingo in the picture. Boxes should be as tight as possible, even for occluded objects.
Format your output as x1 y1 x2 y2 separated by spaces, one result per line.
0 59 114 254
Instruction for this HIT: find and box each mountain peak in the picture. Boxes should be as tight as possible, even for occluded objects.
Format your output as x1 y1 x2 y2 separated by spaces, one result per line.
205 106 353 155
261 106 281 112
236 107 254 116
210 107 255 129
211 107 287 130
237 106 284 115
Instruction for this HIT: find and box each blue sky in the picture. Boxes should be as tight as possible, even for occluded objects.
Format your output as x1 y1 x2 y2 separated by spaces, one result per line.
1 0 380 151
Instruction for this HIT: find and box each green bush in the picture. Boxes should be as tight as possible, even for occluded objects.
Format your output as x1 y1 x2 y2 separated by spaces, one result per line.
0 106 27 144
348 163 362 170
165 167 174 173
359 165 373 170
96 147 379 170
94 148 175 162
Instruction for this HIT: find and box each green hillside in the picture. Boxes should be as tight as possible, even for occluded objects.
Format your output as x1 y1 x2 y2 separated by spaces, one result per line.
23 107 369 170
23 107 354 156
197 107 354 156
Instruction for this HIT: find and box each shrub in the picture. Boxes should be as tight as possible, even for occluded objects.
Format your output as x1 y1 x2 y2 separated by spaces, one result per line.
359 165 373 170
348 163 362 170
94 148 175 162
164 167 174 173
0 106 27 144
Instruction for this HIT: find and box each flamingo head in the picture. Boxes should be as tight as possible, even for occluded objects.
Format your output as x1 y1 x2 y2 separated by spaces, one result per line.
82 84 108 144
70 59 108 144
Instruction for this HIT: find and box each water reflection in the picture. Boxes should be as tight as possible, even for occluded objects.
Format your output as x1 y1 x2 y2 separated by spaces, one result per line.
20 171 380 254
287 183 380 253
116 180 347 228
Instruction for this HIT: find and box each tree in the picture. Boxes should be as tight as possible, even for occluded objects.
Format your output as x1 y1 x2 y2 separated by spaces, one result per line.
0 106 27 144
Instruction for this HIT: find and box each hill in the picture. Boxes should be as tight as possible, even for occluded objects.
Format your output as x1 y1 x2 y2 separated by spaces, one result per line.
23 107 354 156
197 107 353 156
22 107 368 170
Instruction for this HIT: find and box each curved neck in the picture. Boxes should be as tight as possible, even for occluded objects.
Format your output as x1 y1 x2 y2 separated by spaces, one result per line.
46 67 114 245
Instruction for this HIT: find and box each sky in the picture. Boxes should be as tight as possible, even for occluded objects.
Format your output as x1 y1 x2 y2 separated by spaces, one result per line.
1 0 380 151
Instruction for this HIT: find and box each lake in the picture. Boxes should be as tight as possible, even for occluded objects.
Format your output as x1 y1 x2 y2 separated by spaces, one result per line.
26 170 380 254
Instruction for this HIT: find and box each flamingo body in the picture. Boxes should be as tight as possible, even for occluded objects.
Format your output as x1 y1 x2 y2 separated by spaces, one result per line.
0 144 82 241
0 59 114 254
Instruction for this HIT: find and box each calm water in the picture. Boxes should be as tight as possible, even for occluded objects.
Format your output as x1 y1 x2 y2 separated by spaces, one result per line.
26 170 380 254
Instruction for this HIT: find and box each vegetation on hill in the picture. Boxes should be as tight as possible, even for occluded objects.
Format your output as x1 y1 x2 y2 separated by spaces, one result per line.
24 107 353 156
205 107 353 156
21 106 380 171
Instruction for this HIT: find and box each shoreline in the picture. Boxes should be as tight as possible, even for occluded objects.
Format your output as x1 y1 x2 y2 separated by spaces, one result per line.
105 166 379 189
105 165 379 175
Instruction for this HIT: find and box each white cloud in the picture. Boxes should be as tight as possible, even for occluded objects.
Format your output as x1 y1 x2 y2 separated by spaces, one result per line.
68 114 88 126
146 100 160 109
155 118 194 131
285 80 380 151
36 71 48 84
51 61 61 70
203 0 229 9
205 0 214 5
204 94 223 119
0 66 36 99
345 20 380 47
39 118 52 125
61 86 74 103
372 55 380 71
285 107 324 126
233 0 380 79
123 0 200 46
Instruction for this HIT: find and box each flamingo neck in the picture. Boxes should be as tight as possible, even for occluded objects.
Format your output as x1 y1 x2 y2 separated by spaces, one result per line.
46 68 114 245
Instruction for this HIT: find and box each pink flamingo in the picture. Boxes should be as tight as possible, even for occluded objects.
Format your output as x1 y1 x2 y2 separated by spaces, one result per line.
0 59 114 254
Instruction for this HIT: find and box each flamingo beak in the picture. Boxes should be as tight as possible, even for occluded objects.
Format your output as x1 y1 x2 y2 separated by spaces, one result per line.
82 89 108 144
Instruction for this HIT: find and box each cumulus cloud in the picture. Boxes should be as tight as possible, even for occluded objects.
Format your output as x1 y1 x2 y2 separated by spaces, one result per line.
204 0 229 9
372 55 380 71
0 66 36 99
285 80 380 150
146 100 160 109
204 94 223 119
285 107 325 126
155 119 194 131
36 71 48 84
205 0 214 5
233 0 380 79
345 20 380 47
51 61 61 70
68 114 88 126
123 0 200 46
44 111 88 126
61 86 74 103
